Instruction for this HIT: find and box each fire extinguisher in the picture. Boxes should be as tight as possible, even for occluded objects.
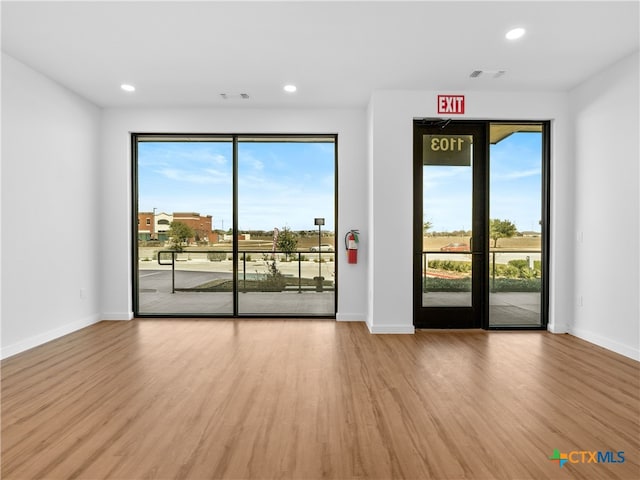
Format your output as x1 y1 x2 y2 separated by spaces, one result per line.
345 229 359 264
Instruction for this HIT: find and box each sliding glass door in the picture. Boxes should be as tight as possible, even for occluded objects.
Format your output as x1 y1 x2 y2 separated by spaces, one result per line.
236 137 336 315
133 134 336 317
135 136 234 315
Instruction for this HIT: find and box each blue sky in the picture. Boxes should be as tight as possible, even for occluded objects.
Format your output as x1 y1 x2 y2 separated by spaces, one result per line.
138 140 335 232
424 132 542 233
139 132 540 235
489 132 543 233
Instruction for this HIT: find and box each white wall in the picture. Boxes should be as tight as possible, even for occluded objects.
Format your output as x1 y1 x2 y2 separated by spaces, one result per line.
3 50 637 361
570 51 640 360
1 53 102 358
100 107 368 321
366 90 573 334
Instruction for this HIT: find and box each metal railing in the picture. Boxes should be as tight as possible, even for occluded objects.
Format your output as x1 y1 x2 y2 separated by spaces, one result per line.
156 250 335 294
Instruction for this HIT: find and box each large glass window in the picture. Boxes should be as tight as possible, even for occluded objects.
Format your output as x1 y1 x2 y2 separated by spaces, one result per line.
133 135 336 317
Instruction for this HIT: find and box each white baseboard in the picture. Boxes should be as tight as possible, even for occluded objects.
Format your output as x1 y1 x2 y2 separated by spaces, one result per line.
336 313 365 322
569 326 640 362
547 322 568 334
367 323 415 334
101 312 134 321
1 313 101 359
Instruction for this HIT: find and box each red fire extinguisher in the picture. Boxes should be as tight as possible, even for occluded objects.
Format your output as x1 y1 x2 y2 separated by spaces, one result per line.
345 229 359 264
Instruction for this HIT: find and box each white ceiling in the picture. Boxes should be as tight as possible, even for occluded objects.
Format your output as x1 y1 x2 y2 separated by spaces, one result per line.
2 1 639 108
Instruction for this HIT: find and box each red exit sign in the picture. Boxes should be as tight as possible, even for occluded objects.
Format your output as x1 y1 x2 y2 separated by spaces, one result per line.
437 95 465 114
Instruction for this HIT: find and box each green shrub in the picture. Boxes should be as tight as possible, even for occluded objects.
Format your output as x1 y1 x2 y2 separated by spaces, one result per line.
207 252 227 262
490 260 541 279
508 259 529 270
423 276 541 293
259 260 286 291
428 260 472 273
502 265 520 277
423 277 471 292
492 278 541 292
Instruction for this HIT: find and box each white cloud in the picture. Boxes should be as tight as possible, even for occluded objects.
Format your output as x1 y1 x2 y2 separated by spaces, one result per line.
157 168 230 184
492 168 541 181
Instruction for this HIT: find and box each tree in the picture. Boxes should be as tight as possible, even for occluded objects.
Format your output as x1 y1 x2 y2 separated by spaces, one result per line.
490 219 517 248
276 227 299 260
423 221 433 236
168 221 195 251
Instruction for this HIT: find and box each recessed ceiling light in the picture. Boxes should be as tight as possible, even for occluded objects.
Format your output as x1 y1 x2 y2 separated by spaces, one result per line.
284 84 297 93
505 27 526 40
120 84 135 92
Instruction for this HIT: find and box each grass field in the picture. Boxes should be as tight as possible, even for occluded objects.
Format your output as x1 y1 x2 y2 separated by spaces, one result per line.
247 235 336 250
138 236 337 261
138 234 540 259
424 235 541 251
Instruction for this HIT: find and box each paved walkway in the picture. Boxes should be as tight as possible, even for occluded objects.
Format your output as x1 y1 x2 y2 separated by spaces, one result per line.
139 270 539 325
139 290 335 316
138 269 335 315
423 291 541 326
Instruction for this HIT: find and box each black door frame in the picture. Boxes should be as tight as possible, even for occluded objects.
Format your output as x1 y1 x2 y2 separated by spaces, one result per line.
413 120 550 330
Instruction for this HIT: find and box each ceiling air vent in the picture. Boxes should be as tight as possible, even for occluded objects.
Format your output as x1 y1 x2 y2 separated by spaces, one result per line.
469 70 506 78
220 93 250 100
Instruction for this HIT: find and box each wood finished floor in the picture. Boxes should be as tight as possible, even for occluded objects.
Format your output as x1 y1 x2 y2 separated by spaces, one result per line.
2 320 639 479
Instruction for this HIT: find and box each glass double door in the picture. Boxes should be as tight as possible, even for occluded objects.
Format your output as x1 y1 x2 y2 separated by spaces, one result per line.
414 120 547 329
133 134 337 317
